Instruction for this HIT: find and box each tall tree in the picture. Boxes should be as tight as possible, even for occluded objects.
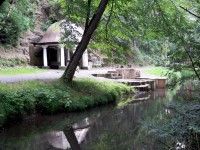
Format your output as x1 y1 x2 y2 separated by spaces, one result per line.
59 0 142 82
59 0 200 82
61 0 109 82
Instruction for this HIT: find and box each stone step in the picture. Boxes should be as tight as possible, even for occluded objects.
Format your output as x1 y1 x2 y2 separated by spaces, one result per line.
130 95 151 103
107 71 118 74
136 77 166 89
119 80 146 86
131 84 150 91
127 81 146 86
105 73 118 78
110 76 122 79
92 74 105 77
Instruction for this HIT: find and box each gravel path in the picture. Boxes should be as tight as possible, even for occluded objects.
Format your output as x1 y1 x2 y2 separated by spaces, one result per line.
0 67 164 83
0 67 116 83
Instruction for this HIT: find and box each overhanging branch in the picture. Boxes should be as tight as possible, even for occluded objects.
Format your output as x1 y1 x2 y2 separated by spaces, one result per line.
184 47 200 80
179 6 200 19
105 0 114 41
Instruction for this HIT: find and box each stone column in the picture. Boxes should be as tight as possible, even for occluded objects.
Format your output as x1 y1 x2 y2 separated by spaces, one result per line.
82 49 89 69
42 45 49 68
60 44 65 68
67 49 70 66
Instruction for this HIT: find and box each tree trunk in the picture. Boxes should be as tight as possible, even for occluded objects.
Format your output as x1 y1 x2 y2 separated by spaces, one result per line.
64 126 81 150
62 0 109 82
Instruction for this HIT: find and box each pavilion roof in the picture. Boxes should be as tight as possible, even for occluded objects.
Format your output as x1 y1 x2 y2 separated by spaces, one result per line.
39 20 83 45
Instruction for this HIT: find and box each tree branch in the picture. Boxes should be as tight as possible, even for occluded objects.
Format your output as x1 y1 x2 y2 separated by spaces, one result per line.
105 0 114 41
85 0 92 31
83 0 108 36
179 6 200 19
155 0 169 27
184 47 200 80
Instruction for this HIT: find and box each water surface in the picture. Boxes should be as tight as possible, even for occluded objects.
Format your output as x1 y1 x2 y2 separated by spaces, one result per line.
0 89 171 150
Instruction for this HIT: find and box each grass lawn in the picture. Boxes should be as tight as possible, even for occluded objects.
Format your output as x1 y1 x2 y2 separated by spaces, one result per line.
143 67 196 79
0 67 47 76
143 67 169 77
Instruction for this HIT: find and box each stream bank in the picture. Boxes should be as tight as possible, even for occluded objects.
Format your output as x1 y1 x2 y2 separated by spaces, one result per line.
0 88 170 149
0 78 133 128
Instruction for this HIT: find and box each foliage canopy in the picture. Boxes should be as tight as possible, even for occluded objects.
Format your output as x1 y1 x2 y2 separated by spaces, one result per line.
0 0 36 46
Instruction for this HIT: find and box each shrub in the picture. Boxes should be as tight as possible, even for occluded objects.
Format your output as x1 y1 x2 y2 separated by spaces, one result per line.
151 83 200 149
0 58 27 67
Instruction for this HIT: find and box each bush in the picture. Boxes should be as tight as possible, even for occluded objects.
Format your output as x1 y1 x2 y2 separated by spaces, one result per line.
0 58 27 67
151 83 200 149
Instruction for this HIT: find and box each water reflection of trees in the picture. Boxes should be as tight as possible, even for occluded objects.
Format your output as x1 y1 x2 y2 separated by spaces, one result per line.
81 89 169 150
149 82 200 150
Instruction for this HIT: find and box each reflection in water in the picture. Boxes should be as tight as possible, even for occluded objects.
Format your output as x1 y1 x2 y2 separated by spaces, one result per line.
44 117 94 150
46 127 89 150
81 89 169 150
47 131 70 149
0 89 171 150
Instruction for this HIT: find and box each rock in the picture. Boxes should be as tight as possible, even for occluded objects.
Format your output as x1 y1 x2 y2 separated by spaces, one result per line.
22 47 29 55
33 30 44 37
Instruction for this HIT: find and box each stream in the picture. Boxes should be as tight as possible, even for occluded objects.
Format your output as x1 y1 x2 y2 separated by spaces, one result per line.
0 89 173 150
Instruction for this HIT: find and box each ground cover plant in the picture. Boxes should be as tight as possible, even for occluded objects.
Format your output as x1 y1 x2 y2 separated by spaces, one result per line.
0 78 133 127
0 58 27 68
0 67 47 76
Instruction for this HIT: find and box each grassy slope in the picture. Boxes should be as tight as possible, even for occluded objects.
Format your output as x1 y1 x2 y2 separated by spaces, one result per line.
0 67 47 76
143 67 168 76
0 79 133 127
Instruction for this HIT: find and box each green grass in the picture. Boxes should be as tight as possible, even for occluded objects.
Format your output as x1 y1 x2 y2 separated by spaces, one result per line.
0 79 133 127
0 67 47 76
143 67 169 77
143 67 196 79
143 67 198 87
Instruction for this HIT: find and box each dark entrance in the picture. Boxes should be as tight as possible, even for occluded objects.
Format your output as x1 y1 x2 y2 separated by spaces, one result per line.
47 47 60 69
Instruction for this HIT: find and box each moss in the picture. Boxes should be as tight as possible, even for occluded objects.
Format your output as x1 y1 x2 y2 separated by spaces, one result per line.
0 78 133 127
